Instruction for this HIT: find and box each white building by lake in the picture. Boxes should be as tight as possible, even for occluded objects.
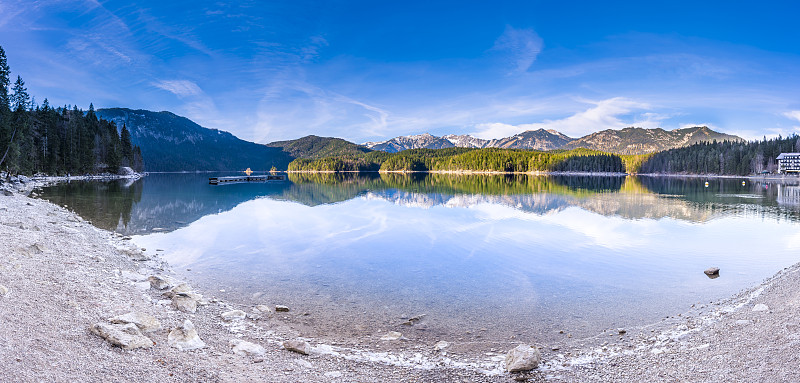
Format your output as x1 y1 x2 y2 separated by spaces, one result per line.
777 153 800 173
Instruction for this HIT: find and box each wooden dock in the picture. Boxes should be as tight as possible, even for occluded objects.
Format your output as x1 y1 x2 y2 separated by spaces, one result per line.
209 174 286 185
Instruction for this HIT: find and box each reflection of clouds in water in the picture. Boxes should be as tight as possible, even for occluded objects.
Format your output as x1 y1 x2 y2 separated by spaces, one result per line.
468 203 651 250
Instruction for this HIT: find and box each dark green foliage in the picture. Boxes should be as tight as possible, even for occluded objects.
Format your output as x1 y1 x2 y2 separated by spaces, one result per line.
120 124 134 166
0 102 139 175
639 136 800 175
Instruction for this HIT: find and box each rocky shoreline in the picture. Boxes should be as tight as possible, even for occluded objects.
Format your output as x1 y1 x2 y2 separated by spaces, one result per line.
2 177 799 382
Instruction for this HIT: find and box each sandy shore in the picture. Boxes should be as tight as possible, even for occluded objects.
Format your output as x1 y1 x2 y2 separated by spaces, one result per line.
2 178 799 382
0 183 524 382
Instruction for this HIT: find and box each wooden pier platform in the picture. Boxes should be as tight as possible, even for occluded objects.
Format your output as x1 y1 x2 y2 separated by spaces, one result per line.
209 174 286 185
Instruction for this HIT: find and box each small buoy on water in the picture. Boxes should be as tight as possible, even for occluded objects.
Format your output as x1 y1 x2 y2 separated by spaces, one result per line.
742 181 746 186
704 181 709 188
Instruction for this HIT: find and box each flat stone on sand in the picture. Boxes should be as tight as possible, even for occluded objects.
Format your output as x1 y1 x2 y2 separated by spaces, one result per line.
90 322 154 350
109 312 161 332
230 339 266 356
283 339 311 355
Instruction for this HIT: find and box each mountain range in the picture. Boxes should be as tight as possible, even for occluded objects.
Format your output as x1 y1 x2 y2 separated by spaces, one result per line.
365 127 742 154
96 108 294 172
96 108 744 172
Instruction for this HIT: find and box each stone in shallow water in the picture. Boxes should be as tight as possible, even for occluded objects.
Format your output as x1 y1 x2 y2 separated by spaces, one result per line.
254 305 272 314
221 309 247 321
230 339 266 356
505 344 541 372
275 305 290 312
168 320 206 351
90 322 154 350
109 312 161 332
283 339 311 355
704 267 720 276
380 331 403 341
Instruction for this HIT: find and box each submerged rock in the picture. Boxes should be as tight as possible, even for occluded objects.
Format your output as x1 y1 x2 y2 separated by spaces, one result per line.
254 305 272 314
505 344 541 372
230 339 266 356
90 322 154 350
109 312 161 332
168 320 206 351
221 309 247 321
283 339 311 355
380 331 403 341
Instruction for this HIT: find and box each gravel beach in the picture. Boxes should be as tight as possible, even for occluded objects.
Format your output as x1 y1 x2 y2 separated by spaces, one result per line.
1 180 798 382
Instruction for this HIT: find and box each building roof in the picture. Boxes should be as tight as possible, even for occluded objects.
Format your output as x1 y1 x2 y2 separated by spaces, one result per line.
777 153 800 159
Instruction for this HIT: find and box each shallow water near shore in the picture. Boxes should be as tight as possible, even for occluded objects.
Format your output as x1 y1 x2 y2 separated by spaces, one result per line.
36 173 800 350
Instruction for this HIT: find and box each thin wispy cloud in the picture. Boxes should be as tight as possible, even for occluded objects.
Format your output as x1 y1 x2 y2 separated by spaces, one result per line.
152 80 203 98
491 25 543 73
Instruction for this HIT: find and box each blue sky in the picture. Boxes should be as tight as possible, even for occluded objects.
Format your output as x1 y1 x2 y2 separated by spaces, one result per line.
2 1 800 143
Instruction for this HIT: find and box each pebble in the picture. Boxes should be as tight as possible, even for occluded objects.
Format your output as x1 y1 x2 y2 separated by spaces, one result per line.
221 309 247 321
275 305 290 312
283 339 312 355
752 304 769 312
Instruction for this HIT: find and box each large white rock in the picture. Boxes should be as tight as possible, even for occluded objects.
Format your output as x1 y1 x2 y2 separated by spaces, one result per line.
168 320 206 351
283 339 311 355
221 309 247 321
172 293 199 313
90 322 154 350
109 312 161 332
230 339 266 356
505 344 541 372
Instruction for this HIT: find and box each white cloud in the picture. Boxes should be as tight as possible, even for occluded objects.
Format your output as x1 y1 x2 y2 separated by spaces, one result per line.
470 97 655 139
784 110 800 123
491 25 543 73
152 80 203 98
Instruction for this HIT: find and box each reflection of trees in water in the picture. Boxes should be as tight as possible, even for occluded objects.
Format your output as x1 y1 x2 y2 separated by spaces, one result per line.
37 174 800 235
37 179 143 231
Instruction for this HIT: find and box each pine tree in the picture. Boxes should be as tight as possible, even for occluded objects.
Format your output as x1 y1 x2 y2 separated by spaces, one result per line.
120 123 133 167
0 46 9 112
11 76 29 112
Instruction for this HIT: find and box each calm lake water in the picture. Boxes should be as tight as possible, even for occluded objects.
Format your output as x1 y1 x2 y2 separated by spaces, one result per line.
37 173 800 347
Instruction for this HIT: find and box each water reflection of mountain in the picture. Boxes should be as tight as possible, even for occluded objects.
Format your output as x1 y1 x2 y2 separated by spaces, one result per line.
37 173 800 234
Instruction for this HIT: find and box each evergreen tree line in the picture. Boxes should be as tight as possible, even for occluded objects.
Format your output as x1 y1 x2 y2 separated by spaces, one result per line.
639 135 800 175
288 147 628 173
0 46 143 175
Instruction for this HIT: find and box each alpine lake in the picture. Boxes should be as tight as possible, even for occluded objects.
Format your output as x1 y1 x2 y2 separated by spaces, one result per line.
36 173 800 351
